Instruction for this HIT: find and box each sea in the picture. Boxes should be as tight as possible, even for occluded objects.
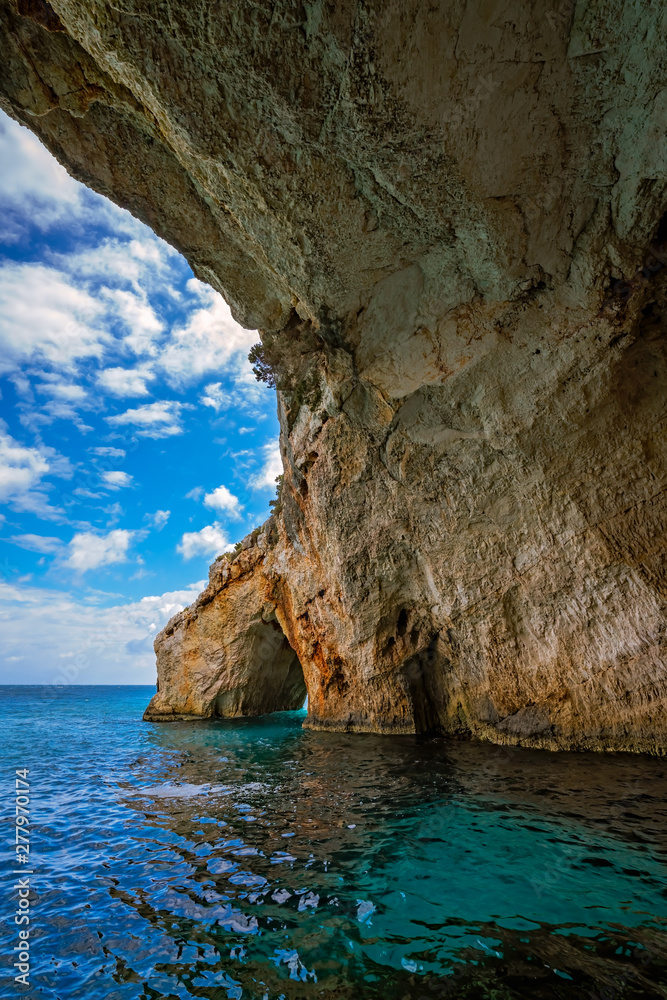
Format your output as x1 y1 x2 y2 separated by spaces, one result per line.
1 685 666 999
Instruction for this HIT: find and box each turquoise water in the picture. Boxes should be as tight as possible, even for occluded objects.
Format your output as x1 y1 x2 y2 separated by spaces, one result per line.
2 686 666 999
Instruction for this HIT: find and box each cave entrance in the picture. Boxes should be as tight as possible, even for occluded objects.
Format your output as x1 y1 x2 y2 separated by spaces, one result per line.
401 637 443 736
214 616 307 719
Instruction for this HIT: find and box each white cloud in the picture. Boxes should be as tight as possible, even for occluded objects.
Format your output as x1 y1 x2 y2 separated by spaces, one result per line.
10 492 66 521
0 115 272 451
0 262 109 375
65 236 177 300
72 488 106 500
8 534 63 554
9 374 33 402
26 374 92 431
203 484 243 518
103 502 124 526
185 486 203 501
97 366 155 397
177 522 229 560
199 368 268 415
36 377 88 403
0 578 206 684
90 446 126 459
250 441 283 489
200 381 227 411
106 400 185 438
0 111 159 246
0 429 50 500
101 288 163 356
159 281 257 386
0 426 72 521
101 470 133 489
50 235 181 372
0 114 81 235
0 121 182 389
64 529 136 572
145 509 170 530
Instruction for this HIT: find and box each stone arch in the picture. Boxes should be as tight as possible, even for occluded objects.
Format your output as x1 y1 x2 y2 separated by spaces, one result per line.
214 614 306 719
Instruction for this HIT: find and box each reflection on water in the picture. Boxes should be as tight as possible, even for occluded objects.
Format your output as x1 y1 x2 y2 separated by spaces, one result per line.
2 686 666 999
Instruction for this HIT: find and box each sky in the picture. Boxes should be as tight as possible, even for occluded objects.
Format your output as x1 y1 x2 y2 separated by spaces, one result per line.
0 110 282 685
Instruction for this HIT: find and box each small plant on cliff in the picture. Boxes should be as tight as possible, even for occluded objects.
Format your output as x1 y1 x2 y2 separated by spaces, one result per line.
266 518 280 547
269 474 284 515
290 367 322 416
248 339 280 388
248 317 324 428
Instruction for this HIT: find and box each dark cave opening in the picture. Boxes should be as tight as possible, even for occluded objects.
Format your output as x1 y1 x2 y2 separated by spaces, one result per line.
214 617 307 718
402 637 442 736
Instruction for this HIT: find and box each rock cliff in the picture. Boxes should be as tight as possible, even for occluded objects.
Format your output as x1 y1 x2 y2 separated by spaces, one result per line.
3 0 665 750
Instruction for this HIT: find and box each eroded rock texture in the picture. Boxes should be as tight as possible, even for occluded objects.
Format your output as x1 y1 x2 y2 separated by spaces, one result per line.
3 0 666 749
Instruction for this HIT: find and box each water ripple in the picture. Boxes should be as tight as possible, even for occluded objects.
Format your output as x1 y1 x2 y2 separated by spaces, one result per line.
1 686 666 999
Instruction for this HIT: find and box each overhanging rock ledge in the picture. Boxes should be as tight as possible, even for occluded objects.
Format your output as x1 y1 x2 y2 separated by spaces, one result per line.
3 0 665 750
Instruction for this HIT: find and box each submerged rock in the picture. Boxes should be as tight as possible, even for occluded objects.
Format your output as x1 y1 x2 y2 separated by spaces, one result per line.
3 0 666 749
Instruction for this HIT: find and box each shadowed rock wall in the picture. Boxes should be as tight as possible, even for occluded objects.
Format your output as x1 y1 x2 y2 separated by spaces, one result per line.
3 0 666 749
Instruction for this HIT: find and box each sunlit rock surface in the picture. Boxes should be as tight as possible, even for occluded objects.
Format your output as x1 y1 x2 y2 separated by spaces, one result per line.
145 540 306 721
3 0 666 750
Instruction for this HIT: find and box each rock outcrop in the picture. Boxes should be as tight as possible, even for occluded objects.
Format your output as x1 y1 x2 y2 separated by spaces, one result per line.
146 538 306 721
3 0 666 750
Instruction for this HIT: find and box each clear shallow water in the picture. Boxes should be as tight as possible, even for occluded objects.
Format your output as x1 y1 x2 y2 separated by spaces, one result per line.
1 686 666 999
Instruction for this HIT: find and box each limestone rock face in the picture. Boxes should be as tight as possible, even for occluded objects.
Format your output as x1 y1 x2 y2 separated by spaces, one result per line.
144 541 306 721
3 0 666 749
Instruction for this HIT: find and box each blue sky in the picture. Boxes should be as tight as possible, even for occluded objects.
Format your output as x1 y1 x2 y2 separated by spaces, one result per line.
0 110 281 684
